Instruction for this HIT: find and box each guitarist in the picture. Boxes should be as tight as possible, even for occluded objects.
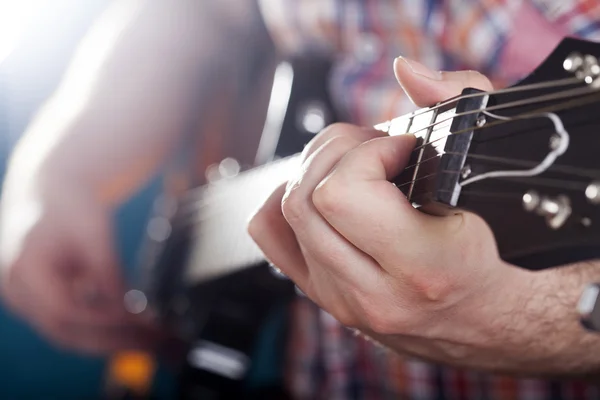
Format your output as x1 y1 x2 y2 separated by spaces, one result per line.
1 0 600 399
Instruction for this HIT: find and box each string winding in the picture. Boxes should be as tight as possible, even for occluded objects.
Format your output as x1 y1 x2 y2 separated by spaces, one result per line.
460 110 569 186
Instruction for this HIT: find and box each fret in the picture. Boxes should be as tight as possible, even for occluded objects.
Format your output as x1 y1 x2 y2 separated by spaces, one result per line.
404 106 458 204
383 112 413 136
408 108 436 136
407 108 439 200
428 108 457 155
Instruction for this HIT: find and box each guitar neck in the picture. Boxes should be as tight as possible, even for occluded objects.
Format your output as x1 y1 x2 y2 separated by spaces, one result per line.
182 104 457 284
184 154 301 283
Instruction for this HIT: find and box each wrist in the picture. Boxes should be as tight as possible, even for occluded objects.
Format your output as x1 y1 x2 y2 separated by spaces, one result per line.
417 261 536 371
480 263 600 375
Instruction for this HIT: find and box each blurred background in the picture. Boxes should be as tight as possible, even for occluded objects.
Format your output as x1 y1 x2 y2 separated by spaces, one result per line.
0 1 259 399
0 1 334 399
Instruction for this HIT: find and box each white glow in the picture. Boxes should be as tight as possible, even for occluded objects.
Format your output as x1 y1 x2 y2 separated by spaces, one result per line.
55 0 142 107
578 284 599 316
147 217 172 242
124 289 148 314
254 62 294 164
301 106 326 134
0 0 35 64
187 341 249 380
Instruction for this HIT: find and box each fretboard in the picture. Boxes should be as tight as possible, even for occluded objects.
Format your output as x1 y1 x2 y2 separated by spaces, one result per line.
183 105 456 284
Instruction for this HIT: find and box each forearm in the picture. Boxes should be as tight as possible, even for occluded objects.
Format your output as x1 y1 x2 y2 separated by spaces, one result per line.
377 261 600 379
505 261 600 377
6 0 261 205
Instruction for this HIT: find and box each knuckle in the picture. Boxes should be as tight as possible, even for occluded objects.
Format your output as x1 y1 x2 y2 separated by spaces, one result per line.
318 134 355 154
281 186 306 226
312 179 342 216
304 122 375 159
247 210 266 239
301 123 346 158
316 122 354 142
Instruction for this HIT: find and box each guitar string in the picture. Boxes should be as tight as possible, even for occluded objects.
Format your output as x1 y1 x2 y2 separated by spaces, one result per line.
184 173 588 245
178 180 578 270
177 77 588 204
409 179 588 207
408 190 521 205
177 83 599 211
403 172 590 193
173 83 600 234
406 84 598 154
183 170 591 230
172 92 600 264
182 87 600 214
391 76 581 122
403 152 600 179
141 78 593 280
178 166 595 253
180 150 599 229
394 90 597 197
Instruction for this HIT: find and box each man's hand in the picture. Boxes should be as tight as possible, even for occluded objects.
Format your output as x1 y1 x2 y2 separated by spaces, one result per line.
0 174 153 355
0 0 254 355
249 57 600 376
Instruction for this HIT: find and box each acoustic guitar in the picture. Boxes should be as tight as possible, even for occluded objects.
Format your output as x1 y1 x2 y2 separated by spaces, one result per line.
132 37 600 398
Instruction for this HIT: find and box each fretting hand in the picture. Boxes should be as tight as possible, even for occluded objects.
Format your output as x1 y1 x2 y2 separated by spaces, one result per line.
249 57 600 376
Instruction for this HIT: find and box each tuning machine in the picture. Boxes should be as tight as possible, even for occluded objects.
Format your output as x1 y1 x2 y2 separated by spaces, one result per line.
585 181 600 204
522 191 572 229
564 52 600 85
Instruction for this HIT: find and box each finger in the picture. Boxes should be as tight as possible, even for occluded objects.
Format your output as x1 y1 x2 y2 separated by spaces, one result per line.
282 135 383 285
394 57 494 107
298 123 386 166
20 248 130 326
312 134 447 267
248 184 311 294
2 268 153 355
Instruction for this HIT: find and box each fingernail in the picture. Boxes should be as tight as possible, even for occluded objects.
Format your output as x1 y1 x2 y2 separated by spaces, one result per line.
395 56 442 80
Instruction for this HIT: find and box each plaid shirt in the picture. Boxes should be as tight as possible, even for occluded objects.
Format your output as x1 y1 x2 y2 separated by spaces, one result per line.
260 0 600 398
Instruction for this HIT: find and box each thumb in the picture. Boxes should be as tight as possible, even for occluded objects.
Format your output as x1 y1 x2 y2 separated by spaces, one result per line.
394 57 494 107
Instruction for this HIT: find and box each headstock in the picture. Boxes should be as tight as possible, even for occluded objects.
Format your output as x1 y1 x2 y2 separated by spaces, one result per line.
411 37 600 270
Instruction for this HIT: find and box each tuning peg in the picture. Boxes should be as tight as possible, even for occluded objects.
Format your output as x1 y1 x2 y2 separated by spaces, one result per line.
563 52 600 85
564 52 584 72
578 283 600 332
522 191 571 229
586 182 600 204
